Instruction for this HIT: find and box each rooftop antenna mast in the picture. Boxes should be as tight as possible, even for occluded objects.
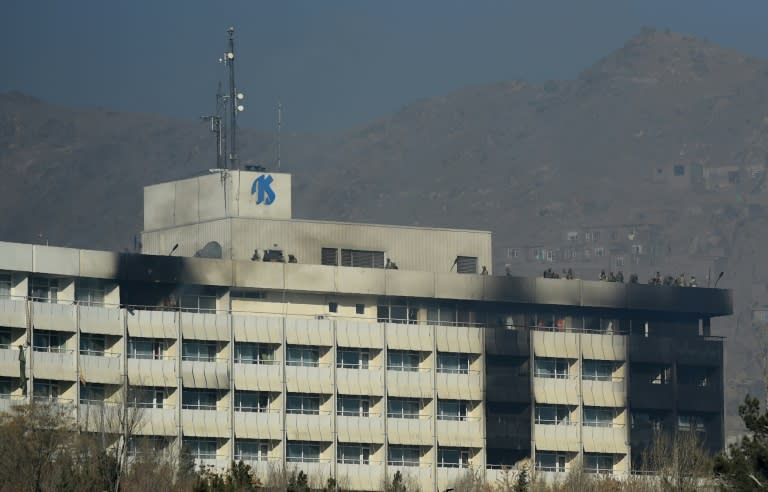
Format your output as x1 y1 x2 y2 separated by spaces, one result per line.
201 81 225 169
223 26 245 169
277 101 282 169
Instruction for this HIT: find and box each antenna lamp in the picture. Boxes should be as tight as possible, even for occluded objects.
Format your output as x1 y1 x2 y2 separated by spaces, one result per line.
227 52 234 60
237 105 245 112
237 93 245 100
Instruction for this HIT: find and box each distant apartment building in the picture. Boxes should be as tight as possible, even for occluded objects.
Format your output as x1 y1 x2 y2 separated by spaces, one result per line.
0 171 732 490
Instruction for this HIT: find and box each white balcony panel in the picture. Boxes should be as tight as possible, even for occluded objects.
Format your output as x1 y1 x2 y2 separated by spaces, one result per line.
387 370 432 398
336 415 385 443
582 426 628 453
196 458 231 471
233 411 282 440
336 463 385 491
386 323 433 351
336 368 384 396
0 298 27 328
386 418 432 445
285 413 333 441
136 407 178 435
181 361 230 389
532 331 579 359
0 348 19 377
387 466 433 492
127 358 177 387
80 354 122 385
581 333 627 361
0 396 26 414
181 312 229 341
435 325 483 354
79 305 123 335
182 409 230 437
533 378 580 405
33 303 76 332
285 317 333 346
233 363 282 392
285 366 333 394
79 403 122 432
284 462 333 484
582 380 626 408
438 467 473 492
437 419 483 447
127 310 178 339
335 320 384 349
32 351 75 380
436 372 482 400
534 424 580 452
232 315 282 344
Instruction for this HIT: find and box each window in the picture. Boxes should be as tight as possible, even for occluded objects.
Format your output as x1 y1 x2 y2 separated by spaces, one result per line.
337 348 369 369
340 249 384 269
127 338 167 360
234 343 276 365
286 441 321 463
507 248 520 258
437 352 470 374
33 330 67 353
286 394 320 415
129 387 167 409
321 248 338 266
182 340 219 362
0 376 12 397
631 411 665 432
535 404 571 425
438 400 468 421
182 389 218 410
0 329 11 349
535 452 567 472
678 365 713 387
184 438 218 460
286 345 320 367
426 303 475 326
235 391 270 413
615 256 624 268
585 231 600 242
30 277 58 303
75 279 105 306
328 302 338 313
33 379 62 401
584 453 613 473
0 274 11 298
235 440 270 462
180 294 216 313
594 247 605 257
673 165 685 176
650 366 672 385
355 303 365 315
583 407 615 427
377 302 418 324
128 436 170 457
582 360 615 381
567 232 579 241
230 290 266 300
455 256 478 274
387 350 420 372
631 244 643 255
337 395 370 417
388 445 420 467
337 443 371 464
80 334 106 356
387 397 420 419
678 414 706 433
438 447 470 468
80 383 105 405
534 358 569 379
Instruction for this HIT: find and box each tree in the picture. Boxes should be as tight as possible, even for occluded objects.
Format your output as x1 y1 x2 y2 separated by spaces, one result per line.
714 394 768 489
639 429 712 491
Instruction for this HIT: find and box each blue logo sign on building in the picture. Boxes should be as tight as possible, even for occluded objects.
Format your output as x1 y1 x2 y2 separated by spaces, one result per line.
251 175 276 205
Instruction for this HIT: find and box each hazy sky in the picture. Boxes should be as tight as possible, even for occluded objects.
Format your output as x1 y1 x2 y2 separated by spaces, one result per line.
2 1 767 132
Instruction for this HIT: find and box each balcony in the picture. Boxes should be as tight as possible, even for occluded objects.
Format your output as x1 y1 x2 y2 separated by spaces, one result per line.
386 323 433 351
336 414 385 443
486 372 530 403
435 324 483 354
438 467 472 492
181 408 230 437
135 407 178 436
180 312 229 341
335 320 384 348
386 369 432 398
127 357 177 387
78 304 123 335
233 410 282 440
232 315 282 344
233 363 282 392
532 330 579 359
386 417 432 445
79 402 122 432
582 379 625 407
285 365 333 394
32 349 75 380
534 423 580 452
80 353 122 385
127 310 178 339
386 465 433 492
581 333 626 361
532 377 579 405
436 371 482 400
336 367 384 396
284 412 333 441
33 302 76 332
628 380 674 409
0 395 26 413
0 347 19 378
677 383 721 413
336 462 385 491
0 298 27 328
283 461 333 484
582 426 628 453
437 418 483 447
285 317 333 346
181 359 230 389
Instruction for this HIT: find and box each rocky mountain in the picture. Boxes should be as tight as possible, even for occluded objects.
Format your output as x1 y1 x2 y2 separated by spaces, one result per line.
3 28 768 434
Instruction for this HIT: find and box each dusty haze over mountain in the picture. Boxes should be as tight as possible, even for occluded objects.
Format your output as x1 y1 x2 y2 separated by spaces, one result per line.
3 29 768 434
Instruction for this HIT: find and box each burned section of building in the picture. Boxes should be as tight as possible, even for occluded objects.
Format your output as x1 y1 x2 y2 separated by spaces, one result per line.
0 170 732 490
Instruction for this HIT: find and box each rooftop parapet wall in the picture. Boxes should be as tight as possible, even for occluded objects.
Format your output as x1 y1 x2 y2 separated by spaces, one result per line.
0 241 733 317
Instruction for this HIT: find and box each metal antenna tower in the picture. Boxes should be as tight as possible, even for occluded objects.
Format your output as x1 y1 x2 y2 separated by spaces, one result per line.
224 26 244 169
201 82 225 169
277 101 282 169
